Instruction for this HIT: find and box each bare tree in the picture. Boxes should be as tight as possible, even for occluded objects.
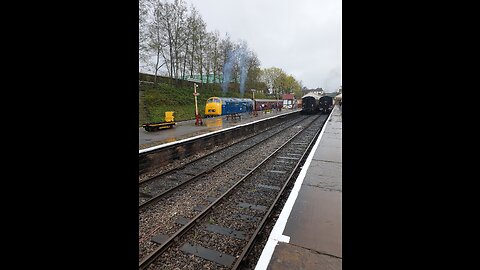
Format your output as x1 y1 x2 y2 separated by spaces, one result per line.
139 0 155 73
146 0 168 83
181 6 194 80
211 31 220 84
187 7 202 80
194 18 207 87
140 0 271 92
139 0 148 64
261 67 279 94
219 33 234 87
171 0 188 85
246 50 261 90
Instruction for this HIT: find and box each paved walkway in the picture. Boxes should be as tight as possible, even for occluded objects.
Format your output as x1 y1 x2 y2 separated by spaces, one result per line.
255 105 342 270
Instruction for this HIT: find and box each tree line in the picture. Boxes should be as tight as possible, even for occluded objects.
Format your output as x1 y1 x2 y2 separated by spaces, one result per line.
139 0 303 98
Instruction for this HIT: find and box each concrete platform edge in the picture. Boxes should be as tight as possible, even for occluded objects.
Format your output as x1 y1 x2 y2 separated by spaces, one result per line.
139 110 298 154
254 110 335 270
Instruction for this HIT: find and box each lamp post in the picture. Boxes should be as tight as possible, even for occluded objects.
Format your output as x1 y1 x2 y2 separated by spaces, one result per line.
276 88 279 112
251 89 258 116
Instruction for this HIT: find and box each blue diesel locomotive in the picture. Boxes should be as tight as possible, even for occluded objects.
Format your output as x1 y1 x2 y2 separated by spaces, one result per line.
205 97 283 117
205 97 254 117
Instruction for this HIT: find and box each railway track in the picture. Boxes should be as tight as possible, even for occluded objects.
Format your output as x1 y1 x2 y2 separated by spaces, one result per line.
138 115 310 208
139 114 328 269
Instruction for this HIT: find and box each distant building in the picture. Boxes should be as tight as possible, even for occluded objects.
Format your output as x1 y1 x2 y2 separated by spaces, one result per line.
302 87 324 96
282 93 295 109
324 92 338 97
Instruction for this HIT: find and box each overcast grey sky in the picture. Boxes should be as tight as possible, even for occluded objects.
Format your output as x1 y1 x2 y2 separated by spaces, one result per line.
183 0 341 92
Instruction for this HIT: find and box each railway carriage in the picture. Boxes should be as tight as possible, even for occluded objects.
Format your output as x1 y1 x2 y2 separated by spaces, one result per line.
301 93 321 114
319 95 334 114
253 99 283 111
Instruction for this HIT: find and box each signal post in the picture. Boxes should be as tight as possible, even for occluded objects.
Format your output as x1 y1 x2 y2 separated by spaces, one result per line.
193 83 203 126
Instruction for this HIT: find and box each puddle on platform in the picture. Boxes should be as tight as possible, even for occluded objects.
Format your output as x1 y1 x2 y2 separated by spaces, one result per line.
165 137 177 143
204 117 223 128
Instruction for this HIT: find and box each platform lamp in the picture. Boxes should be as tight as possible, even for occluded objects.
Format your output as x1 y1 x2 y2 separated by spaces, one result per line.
251 89 258 116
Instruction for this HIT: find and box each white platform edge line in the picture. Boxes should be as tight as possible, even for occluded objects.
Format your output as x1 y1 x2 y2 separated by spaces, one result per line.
254 109 335 270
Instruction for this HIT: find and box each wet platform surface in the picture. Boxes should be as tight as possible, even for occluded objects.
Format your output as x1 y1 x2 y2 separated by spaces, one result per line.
139 109 299 150
266 242 342 270
255 105 342 270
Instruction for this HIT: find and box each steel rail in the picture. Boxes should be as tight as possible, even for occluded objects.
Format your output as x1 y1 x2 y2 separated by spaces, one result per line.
139 115 322 269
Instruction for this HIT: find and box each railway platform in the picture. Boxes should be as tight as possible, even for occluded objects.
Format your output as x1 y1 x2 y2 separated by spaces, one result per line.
139 108 299 150
255 105 342 270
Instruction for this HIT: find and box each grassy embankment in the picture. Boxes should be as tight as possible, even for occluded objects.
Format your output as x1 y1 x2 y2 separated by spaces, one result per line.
139 82 267 126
